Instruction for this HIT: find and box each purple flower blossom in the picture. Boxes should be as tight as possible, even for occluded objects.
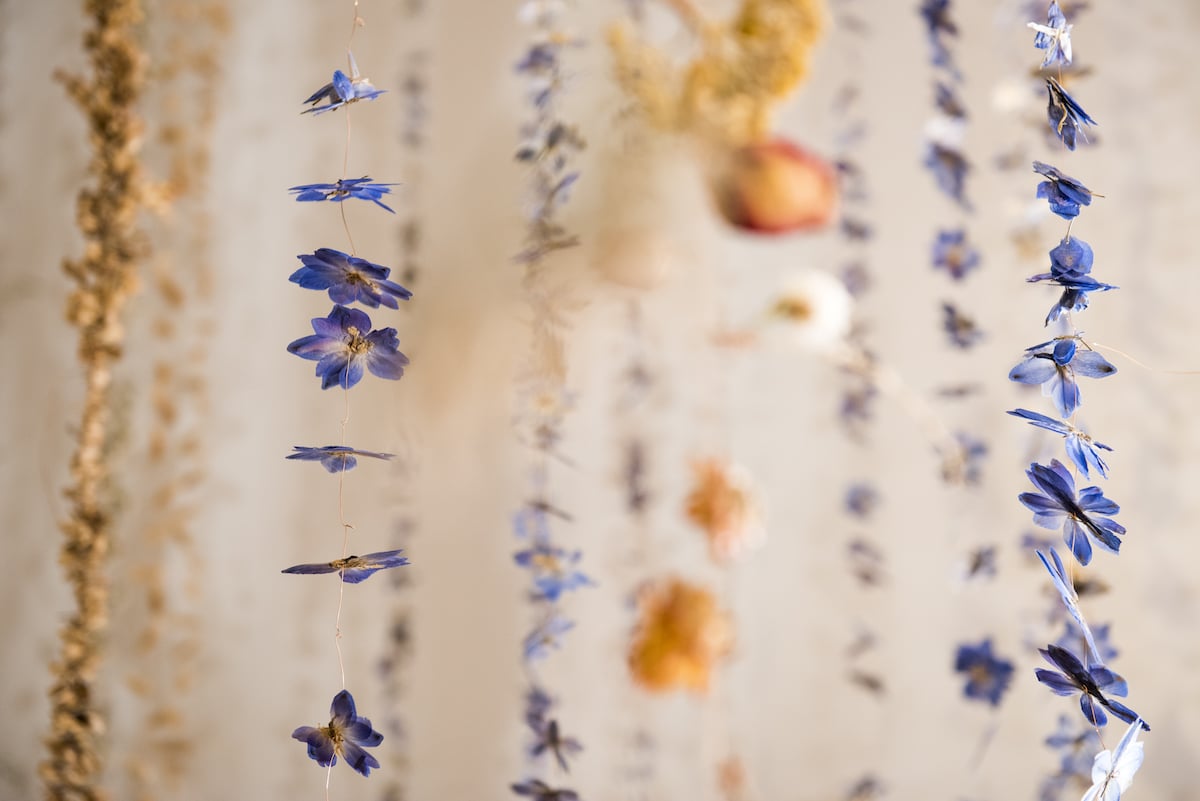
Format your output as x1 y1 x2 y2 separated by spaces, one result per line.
290 248 412 309
1009 337 1116 418
1029 1 1073 68
523 615 574 661
303 68 385 115
1033 161 1093 220
954 638 1014 706
513 542 591 602
286 445 395 473
289 177 398 213
292 689 384 776
1028 237 1116 324
1020 460 1124 566
844 482 879 519
511 779 579 801
287 305 409 390
924 143 970 208
931 228 980 280
1035 644 1146 730
1046 78 1096 151
1035 547 1103 664
1008 408 1112 478
529 718 583 772
282 549 410 584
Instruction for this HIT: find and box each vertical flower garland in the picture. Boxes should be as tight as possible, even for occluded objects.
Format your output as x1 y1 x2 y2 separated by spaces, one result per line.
1008 5 1149 800
46 2 146 798
510 2 588 799
282 4 410 795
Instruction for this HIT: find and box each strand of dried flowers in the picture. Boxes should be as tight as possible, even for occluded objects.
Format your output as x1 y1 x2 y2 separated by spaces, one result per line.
45 2 147 798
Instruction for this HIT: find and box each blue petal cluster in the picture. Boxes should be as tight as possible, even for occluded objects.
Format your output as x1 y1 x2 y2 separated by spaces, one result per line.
292 690 385 776
1008 409 1111 478
1035 644 1147 730
290 177 398 213
1019 460 1124 566
1027 237 1116 324
1046 78 1096 151
1033 161 1093 220
953 639 1014 706
282 549 409 584
1009 337 1116 418
290 248 412 309
287 305 409 390
303 69 385 115
286 445 395 473
931 228 980 281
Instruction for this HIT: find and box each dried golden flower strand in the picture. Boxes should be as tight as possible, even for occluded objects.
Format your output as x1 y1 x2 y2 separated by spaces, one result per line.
628 578 734 692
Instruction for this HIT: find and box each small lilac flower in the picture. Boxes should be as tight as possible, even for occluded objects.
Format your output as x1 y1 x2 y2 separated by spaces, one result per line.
1033 161 1093 220
1035 547 1102 664
931 228 980 280
290 248 412 309
286 445 395 473
942 302 984 349
523 615 574 661
844 482 879 519
1008 408 1112 478
953 638 1014 706
1020 460 1124 566
918 0 957 69
513 542 591 602
511 779 579 801
1028 1 1073 67
303 67 385 115
287 305 409 390
963 545 997 580
292 689 384 776
1028 237 1117 324
935 82 966 119
282 549 410 584
1035 643 1147 730
924 143 970 207
289 177 398 213
529 718 583 772
524 684 554 729
1046 77 1096 151
1008 338 1116 418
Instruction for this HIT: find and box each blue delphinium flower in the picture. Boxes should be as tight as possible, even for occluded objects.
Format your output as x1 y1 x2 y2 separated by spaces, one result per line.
942 302 984 349
524 684 554 729
1035 644 1147 730
523 615 574 661
511 779 580 801
1035 547 1102 664
1008 408 1112 478
286 445 395 473
529 718 583 772
924 143 970 208
1046 78 1096 151
954 638 1014 706
1021 460 1124 566
513 542 591 602
292 689 385 776
844 482 879 519
1028 1 1073 67
931 228 980 280
282 549 410 584
935 82 966 119
1009 338 1116 418
289 177 398 213
287 305 409 390
303 69 385 115
1028 238 1117 324
1033 161 1093 220
290 249 413 309
918 0 957 69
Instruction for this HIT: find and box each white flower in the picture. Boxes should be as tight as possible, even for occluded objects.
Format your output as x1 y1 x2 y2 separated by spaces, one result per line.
764 270 853 353
1081 717 1145 801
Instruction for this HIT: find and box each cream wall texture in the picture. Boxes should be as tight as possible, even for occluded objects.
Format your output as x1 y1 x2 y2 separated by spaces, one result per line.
4 1 1200 800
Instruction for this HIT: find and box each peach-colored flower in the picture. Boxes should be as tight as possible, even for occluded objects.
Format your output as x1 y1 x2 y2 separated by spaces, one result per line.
628 578 734 693
684 458 765 562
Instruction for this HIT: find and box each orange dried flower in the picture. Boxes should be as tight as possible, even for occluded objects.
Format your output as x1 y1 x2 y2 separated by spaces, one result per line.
628 578 734 692
684 458 764 562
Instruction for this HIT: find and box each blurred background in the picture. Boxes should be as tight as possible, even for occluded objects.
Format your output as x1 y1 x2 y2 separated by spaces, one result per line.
3 1 1200 800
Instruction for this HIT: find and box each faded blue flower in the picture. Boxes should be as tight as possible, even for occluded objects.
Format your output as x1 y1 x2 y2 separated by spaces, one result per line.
282 549 409 584
1029 1 1073 68
1036 547 1102 664
1035 643 1146 730
513 542 591 602
1028 237 1116 324
935 82 967 119
529 718 583 772
924 143 970 207
523 615 574 661
1046 77 1096 151
1008 338 1116 418
942 302 984 349
1020 460 1124 566
932 228 980 280
844 482 880 519
918 0 957 69
954 638 1014 706
289 177 398 213
1033 161 1093 220
511 779 580 801
290 248 412 309
292 689 384 776
287 305 409 390
303 66 385 115
524 684 554 729
286 445 395 473
1008 408 1112 478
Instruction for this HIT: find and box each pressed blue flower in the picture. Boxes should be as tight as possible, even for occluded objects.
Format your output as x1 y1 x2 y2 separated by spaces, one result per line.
511 779 579 801
1035 643 1147 730
1033 161 1093 220
513 505 551 541
529 718 583 772
963 545 997 580
931 228 980 280
942 302 983 349
523 615 574 661
1046 77 1096 151
292 689 384 776
287 305 409 390
935 82 966 119
954 638 1014 706
950 431 988 485
1028 1 1073 68
1020 460 1124 566
924 143 970 208
1028 238 1116 324
1058 619 1118 665
303 67 385 115
289 177 398 213
290 248 412 309
286 445 395 473
282 549 409 584
524 684 554 729
1007 408 1111 479
513 542 591 602
844 482 879 519
1008 338 1116 418
917 0 957 69
1035 547 1102 664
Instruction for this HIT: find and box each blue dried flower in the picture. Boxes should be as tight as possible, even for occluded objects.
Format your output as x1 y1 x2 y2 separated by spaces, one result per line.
286 445 395 473
282 549 410 584
844 483 879 518
513 542 591 602
918 0 957 69
942 302 984 349
924 143 970 207
1008 408 1112 478
290 248 412 309
1035 644 1146 730
1020 460 1124 566
287 305 409 390
931 228 980 280
303 69 385 115
1008 338 1116 418
1028 237 1116 324
1046 78 1096 151
292 689 384 776
511 779 579 801
954 638 1014 706
1035 547 1103 664
1033 161 1093 220
1028 1 1073 68
529 718 583 772
523 615 574 661
289 177 398 213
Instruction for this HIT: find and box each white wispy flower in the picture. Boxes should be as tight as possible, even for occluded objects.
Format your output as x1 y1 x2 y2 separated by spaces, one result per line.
1081 716 1145 801
764 270 853 353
